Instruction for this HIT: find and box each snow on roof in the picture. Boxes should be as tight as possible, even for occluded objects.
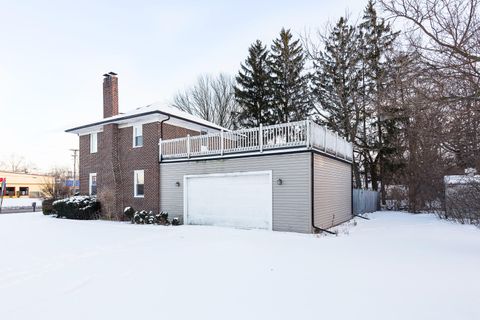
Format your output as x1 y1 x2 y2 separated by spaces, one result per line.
66 102 225 133
444 175 480 185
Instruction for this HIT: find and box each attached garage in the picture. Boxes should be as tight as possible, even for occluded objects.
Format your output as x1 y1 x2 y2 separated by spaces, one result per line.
159 120 353 233
184 171 272 230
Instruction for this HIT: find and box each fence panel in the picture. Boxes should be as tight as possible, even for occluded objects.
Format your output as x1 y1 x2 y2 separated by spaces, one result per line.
353 189 380 215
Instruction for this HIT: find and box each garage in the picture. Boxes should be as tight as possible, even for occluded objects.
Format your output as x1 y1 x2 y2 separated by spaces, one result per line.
184 171 273 230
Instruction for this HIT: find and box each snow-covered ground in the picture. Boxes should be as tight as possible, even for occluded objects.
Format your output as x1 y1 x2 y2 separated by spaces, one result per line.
1 197 42 208
0 212 479 320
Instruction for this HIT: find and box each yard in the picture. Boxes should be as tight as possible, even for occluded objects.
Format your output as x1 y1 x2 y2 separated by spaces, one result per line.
0 212 479 320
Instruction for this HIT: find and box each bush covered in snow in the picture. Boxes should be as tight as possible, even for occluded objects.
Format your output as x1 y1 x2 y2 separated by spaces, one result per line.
132 210 171 225
123 207 135 220
53 196 101 220
172 217 181 226
42 199 56 215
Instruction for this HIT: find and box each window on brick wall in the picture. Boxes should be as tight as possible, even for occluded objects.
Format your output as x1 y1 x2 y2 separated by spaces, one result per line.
133 125 143 147
134 170 144 197
89 173 97 196
90 132 98 153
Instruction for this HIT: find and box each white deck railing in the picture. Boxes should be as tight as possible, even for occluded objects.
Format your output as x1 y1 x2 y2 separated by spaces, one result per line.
160 120 353 162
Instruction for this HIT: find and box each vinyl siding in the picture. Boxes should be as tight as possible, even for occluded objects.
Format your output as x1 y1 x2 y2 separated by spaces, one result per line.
160 152 312 233
313 153 352 229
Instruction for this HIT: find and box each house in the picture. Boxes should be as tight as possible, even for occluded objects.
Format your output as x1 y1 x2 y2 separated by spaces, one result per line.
0 171 54 198
67 73 353 233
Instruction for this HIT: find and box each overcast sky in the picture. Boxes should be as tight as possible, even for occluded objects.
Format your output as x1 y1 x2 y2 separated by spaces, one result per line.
0 0 367 173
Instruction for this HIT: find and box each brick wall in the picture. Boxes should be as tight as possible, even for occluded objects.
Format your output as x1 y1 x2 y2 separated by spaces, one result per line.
78 121 200 217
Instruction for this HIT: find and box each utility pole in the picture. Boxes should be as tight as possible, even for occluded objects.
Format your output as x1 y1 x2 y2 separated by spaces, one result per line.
70 149 79 195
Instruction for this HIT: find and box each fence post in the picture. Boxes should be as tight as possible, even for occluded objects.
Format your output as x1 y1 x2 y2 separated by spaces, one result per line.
259 124 263 153
220 130 224 156
187 134 191 158
306 120 311 148
158 138 162 162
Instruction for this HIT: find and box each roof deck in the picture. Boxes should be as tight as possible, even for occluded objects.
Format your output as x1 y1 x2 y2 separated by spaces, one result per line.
159 120 353 163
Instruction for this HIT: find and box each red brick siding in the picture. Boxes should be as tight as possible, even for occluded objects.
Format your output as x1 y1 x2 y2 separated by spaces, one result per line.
103 75 119 118
78 121 200 217
162 123 199 140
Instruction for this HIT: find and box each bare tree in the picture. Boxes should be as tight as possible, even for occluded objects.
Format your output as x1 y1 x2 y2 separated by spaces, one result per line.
0 154 36 173
380 0 480 170
40 166 71 199
172 74 239 129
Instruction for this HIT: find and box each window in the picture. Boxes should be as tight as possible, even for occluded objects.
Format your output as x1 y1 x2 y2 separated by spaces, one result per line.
89 173 97 195
90 132 98 153
5 187 15 197
133 125 143 147
134 170 144 197
19 187 29 196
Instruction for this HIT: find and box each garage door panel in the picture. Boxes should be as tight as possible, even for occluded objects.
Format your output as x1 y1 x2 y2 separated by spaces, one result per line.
185 171 272 230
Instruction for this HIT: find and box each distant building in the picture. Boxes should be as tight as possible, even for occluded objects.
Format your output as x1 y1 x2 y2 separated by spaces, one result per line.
444 168 480 217
0 171 54 198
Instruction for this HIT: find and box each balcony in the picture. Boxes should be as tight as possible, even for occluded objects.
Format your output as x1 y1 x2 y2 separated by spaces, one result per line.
159 120 353 162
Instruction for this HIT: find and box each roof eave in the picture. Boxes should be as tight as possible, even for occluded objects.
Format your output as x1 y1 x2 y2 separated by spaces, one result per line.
65 110 224 134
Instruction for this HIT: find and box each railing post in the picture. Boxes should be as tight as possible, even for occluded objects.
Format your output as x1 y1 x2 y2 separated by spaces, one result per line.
335 132 338 156
323 126 327 151
306 120 311 148
259 123 263 153
220 130 224 156
158 138 162 162
187 134 191 158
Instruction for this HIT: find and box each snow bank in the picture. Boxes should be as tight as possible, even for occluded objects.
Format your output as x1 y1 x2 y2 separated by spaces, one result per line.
1 197 42 208
0 212 479 320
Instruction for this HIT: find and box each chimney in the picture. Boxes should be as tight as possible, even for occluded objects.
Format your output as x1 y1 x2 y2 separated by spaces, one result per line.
103 72 119 118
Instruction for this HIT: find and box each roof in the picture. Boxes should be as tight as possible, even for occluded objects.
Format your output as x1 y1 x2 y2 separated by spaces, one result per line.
444 175 480 185
66 102 225 134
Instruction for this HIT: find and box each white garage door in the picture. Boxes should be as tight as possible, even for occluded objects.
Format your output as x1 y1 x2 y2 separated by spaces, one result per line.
184 171 272 230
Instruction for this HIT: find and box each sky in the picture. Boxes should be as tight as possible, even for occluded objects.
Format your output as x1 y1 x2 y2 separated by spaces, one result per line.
0 0 367 173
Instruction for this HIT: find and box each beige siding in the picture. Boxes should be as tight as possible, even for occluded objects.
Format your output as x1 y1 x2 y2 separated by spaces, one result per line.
160 153 312 233
313 153 352 229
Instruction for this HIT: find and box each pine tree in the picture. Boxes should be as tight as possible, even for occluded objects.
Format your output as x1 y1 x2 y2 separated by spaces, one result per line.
313 16 361 142
234 40 274 128
312 16 363 187
358 0 400 194
269 28 312 123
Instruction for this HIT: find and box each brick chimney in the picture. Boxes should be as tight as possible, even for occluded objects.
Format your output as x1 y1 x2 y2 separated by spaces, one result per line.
103 72 119 118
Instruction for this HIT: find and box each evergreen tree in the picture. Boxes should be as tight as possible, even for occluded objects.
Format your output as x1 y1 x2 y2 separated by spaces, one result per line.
234 40 274 127
313 16 361 142
357 0 400 194
269 28 312 123
312 16 363 187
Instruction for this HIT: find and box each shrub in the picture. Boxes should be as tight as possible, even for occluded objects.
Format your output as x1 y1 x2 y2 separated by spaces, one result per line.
132 210 171 225
42 198 56 215
53 196 100 220
124 207 135 221
172 217 181 226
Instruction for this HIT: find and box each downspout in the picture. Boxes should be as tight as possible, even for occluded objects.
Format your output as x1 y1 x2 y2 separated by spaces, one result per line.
158 115 170 213
159 115 171 139
310 152 336 235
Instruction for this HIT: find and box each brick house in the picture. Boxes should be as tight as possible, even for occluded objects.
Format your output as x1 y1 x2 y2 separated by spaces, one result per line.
66 73 223 216
68 73 354 233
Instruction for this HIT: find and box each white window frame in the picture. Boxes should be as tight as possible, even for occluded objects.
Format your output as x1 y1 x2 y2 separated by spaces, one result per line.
134 170 144 198
90 132 98 153
133 125 143 148
89 173 97 196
